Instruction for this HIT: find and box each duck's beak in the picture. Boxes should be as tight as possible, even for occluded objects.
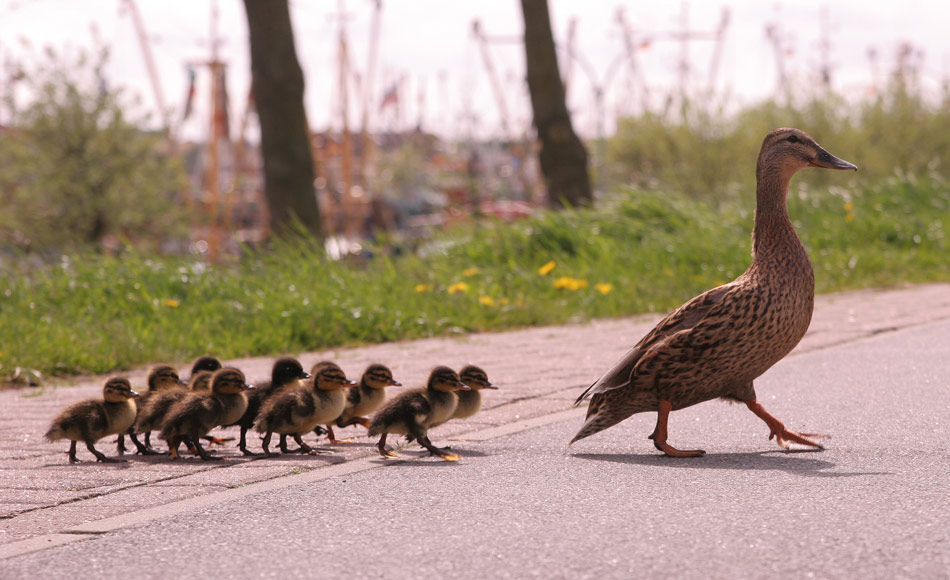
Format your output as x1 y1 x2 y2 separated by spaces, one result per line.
300 372 313 379
810 147 857 171
456 382 471 391
345 378 359 385
483 381 499 390
178 378 189 386
128 389 140 397
245 383 256 390
390 380 403 387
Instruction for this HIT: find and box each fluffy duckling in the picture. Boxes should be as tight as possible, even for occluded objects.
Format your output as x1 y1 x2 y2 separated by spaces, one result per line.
160 368 254 461
255 362 356 456
189 356 222 378
119 365 188 455
127 365 188 453
229 357 312 456
452 365 497 420
134 370 218 450
45 377 140 463
572 128 856 456
188 370 213 391
327 363 402 443
368 366 470 461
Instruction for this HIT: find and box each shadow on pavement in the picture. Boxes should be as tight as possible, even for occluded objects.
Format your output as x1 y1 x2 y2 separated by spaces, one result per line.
571 451 892 478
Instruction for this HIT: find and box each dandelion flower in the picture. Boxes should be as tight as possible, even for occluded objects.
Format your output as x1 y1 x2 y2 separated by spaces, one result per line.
163 299 180 308
415 284 430 293
448 282 470 294
595 283 613 295
462 267 479 277
554 277 588 291
538 261 556 276
478 296 495 306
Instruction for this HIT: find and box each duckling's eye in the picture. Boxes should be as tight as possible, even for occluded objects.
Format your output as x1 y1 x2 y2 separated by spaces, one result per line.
786 135 799 144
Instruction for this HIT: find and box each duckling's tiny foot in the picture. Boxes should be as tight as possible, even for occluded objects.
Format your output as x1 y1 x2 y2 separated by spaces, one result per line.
439 453 462 462
207 437 231 446
330 438 354 445
379 449 400 459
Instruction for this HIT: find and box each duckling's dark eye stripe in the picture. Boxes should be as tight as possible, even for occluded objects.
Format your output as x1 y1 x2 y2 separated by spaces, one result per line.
369 371 390 381
324 372 347 381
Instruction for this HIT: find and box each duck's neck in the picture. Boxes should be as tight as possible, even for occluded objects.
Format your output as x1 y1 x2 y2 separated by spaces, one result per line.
751 171 800 262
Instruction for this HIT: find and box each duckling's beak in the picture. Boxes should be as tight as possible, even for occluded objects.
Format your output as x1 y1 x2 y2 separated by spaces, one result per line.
390 380 403 387
128 389 140 397
300 372 312 379
810 147 857 171
456 382 471 391
483 381 499 390
345 378 359 385
245 383 256 390
178 378 188 386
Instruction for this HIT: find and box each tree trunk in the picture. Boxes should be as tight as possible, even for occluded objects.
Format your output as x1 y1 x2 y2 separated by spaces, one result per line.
243 0 322 239
520 0 592 208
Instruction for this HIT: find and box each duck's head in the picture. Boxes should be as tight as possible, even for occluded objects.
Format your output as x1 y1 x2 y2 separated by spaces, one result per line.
148 365 188 390
459 365 497 391
757 128 857 185
313 362 358 391
189 370 213 392
103 377 139 402
211 368 254 394
361 363 402 389
427 366 471 393
190 356 222 376
272 357 312 385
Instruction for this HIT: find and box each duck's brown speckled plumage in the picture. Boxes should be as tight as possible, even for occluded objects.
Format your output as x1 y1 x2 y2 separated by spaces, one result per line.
572 128 857 455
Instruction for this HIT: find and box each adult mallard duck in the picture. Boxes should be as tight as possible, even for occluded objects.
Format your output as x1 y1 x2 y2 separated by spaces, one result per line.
571 128 857 457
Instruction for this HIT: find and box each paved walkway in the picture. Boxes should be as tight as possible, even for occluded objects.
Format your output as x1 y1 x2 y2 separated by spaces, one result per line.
1 283 948 550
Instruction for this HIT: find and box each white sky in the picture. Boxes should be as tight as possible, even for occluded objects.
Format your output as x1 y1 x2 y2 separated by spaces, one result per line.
1 0 947 141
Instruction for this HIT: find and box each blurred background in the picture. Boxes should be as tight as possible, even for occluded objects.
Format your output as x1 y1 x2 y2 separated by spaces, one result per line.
0 0 947 257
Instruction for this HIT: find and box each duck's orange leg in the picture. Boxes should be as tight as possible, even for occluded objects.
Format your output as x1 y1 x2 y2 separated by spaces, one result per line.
745 399 827 450
648 400 706 458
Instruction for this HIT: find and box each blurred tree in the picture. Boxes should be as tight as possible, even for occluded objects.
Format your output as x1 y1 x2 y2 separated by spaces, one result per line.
0 46 188 253
520 0 592 208
242 0 322 240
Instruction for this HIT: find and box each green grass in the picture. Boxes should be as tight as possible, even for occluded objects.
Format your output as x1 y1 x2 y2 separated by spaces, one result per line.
1 176 948 381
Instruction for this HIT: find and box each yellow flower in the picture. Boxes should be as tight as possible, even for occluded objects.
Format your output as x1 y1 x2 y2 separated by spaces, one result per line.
554 277 588 291
498 297 510 306
595 283 613 295
415 284 430 293
448 282 470 294
843 201 855 212
163 299 180 308
462 267 479 277
538 261 556 276
478 295 495 306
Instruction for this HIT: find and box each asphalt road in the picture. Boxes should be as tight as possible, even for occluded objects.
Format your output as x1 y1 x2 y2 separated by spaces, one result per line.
3 320 949 579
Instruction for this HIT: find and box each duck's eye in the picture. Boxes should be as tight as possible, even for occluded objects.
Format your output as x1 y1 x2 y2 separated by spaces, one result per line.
787 135 799 144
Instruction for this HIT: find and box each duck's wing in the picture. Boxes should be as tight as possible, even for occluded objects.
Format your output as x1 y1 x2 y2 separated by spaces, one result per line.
575 283 736 404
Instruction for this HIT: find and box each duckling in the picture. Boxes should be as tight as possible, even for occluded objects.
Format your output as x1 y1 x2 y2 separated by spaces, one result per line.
119 365 188 455
572 128 856 457
255 362 356 456
188 370 213 391
189 355 222 378
452 365 497 420
368 366 470 461
327 363 402 443
228 357 312 456
45 377 140 463
160 367 254 460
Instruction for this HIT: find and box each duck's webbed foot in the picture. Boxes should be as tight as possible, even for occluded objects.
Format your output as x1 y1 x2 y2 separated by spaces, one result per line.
650 400 706 458
745 399 827 450
376 434 400 459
